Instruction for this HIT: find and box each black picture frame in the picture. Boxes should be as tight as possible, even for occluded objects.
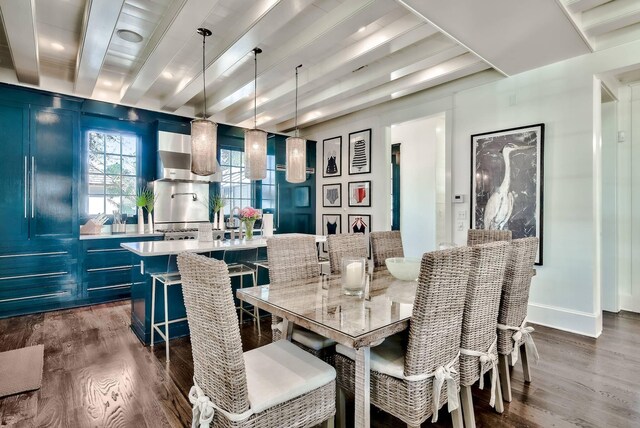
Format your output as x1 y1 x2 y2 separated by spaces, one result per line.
470 123 544 265
322 214 342 252
348 214 371 257
348 129 371 175
322 183 342 208
348 180 371 207
322 136 342 178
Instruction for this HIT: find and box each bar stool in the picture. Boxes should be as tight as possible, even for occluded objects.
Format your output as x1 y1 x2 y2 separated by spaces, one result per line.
223 249 261 336
150 271 186 362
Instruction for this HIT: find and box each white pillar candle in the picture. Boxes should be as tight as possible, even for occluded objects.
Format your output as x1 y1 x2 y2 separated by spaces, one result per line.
262 213 273 237
345 262 362 288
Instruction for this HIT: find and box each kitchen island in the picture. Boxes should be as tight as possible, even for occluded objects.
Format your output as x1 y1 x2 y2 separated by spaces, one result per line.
122 234 326 345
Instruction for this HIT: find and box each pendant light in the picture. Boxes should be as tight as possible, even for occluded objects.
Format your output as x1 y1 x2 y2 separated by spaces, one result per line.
244 48 267 180
191 28 218 176
286 64 306 183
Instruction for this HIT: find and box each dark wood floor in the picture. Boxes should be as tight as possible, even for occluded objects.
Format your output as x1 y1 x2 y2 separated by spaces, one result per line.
0 302 639 428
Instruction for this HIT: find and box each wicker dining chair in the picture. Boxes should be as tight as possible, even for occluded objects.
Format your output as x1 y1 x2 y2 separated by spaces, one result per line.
497 237 539 403
177 252 336 428
459 241 510 428
266 235 336 363
370 231 404 268
334 246 473 428
467 229 512 246
327 234 368 274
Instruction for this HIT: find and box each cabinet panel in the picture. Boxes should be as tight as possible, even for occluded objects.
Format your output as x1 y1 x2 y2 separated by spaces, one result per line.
0 102 29 241
31 108 78 238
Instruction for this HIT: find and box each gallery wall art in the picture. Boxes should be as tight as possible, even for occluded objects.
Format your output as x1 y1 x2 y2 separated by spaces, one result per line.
348 129 371 175
348 214 371 257
323 183 341 208
348 180 371 207
322 214 342 252
471 123 544 264
323 136 342 178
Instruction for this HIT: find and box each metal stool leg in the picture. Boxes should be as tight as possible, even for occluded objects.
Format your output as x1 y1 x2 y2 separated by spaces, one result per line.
252 271 261 336
239 273 244 324
164 282 170 362
151 276 156 348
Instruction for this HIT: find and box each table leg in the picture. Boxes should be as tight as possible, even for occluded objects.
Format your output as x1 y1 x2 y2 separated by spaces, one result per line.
281 318 294 341
354 347 371 428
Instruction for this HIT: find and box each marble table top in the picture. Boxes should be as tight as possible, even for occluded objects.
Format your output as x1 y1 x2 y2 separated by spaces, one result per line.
238 269 416 349
121 234 326 257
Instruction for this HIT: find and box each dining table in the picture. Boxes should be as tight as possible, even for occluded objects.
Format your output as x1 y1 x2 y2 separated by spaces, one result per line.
236 268 417 428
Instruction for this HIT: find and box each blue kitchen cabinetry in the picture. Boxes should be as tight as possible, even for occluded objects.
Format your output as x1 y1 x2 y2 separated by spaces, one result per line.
80 236 163 305
0 239 78 318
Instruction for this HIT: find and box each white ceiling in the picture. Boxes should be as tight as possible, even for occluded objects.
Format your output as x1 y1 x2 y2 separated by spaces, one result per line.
0 0 638 130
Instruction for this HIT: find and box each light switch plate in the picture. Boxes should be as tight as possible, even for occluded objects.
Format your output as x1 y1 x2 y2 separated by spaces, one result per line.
457 220 464 231
457 210 467 220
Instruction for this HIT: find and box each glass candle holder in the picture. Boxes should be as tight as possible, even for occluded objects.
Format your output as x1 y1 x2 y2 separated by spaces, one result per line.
341 257 366 296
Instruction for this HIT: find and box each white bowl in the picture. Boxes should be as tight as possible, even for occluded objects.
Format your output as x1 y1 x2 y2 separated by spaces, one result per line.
385 257 421 281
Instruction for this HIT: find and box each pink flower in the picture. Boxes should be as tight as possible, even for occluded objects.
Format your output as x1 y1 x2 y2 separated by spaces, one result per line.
240 206 260 221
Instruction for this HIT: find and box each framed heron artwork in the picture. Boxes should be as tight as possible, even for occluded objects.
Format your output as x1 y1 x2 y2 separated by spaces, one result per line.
323 183 342 208
471 123 544 264
348 129 371 175
323 136 342 178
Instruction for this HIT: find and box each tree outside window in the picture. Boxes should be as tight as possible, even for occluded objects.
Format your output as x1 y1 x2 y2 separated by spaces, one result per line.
88 131 138 216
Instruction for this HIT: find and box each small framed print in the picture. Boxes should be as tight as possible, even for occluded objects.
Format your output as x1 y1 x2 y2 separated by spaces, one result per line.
323 183 342 208
294 186 310 208
348 129 371 175
348 180 371 207
322 214 341 252
348 214 371 257
323 136 342 178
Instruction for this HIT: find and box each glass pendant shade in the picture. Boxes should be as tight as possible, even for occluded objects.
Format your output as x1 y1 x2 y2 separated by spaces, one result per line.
244 128 267 180
286 136 306 183
190 118 218 176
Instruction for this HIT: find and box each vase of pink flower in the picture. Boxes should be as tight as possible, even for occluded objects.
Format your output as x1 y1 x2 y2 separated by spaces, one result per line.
240 206 260 240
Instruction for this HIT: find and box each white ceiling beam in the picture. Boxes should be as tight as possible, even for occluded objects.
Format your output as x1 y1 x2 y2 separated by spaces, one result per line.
203 0 381 116
222 13 433 124
120 0 222 104
0 0 39 85
250 36 465 129
161 0 297 112
582 0 640 37
564 0 613 14
276 53 489 131
74 0 125 97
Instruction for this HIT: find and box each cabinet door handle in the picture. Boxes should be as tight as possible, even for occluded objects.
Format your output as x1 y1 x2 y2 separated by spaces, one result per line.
24 156 27 218
31 156 35 218
276 183 280 228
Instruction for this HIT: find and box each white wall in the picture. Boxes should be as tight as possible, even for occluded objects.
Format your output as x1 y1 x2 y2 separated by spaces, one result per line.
304 39 640 337
625 84 640 312
390 114 446 257
601 100 618 312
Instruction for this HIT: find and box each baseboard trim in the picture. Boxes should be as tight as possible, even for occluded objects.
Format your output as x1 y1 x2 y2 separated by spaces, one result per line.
620 293 640 313
527 302 602 338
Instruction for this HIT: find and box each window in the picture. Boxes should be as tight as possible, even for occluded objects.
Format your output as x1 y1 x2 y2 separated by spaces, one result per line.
87 130 138 216
220 148 252 215
261 155 276 210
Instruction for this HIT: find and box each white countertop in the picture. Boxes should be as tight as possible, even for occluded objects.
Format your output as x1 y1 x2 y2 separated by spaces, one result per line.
80 232 164 240
121 234 326 257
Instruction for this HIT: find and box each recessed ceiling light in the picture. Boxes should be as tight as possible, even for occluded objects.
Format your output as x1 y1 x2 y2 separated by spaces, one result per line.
117 29 143 43
51 42 65 51
103 80 112 87
162 71 173 79
358 26 366 32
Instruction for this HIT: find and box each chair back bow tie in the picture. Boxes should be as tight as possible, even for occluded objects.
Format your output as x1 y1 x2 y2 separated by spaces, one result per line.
461 339 499 407
431 355 459 423
189 384 215 428
498 319 540 366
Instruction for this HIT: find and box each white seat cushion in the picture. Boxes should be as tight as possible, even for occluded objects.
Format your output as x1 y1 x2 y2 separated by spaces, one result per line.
243 340 336 413
335 334 405 379
292 327 336 351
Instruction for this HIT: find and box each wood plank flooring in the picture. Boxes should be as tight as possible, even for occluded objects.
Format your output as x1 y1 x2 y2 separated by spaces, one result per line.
0 302 638 427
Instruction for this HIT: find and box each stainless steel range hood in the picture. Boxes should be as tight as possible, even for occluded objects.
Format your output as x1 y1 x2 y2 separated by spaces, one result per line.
158 131 221 182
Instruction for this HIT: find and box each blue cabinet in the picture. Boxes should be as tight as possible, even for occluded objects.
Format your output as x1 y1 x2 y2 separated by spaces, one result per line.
0 240 78 318
0 102 29 241
30 107 78 239
80 236 162 305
